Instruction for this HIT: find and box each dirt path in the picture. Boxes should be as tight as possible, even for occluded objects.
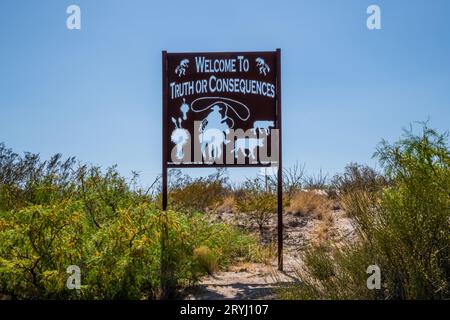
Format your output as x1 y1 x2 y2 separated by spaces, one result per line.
185 256 298 300
185 208 354 300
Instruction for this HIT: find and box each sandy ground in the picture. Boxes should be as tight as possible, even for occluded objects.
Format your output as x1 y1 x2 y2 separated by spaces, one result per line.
184 207 355 300
184 258 298 300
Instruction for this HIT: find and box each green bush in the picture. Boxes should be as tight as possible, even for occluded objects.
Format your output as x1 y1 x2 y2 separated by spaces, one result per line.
235 177 278 239
280 123 450 300
0 147 261 299
0 201 86 299
193 246 219 275
235 177 290 241
167 169 228 213
0 200 261 299
331 162 388 195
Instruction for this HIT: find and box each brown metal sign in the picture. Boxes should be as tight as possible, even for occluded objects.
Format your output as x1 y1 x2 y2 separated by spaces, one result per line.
161 50 283 270
163 51 281 167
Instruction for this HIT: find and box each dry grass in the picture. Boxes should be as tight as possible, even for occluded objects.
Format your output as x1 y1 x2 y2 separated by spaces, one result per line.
215 195 235 213
193 245 219 275
251 243 277 265
315 212 335 243
170 180 225 212
286 190 336 245
228 262 257 272
286 190 331 218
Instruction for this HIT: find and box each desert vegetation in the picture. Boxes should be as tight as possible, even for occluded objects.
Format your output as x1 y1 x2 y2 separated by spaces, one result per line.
0 146 265 299
279 123 450 299
0 123 448 300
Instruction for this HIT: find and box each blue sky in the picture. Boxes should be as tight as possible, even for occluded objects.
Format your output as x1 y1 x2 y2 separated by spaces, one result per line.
1 0 449 186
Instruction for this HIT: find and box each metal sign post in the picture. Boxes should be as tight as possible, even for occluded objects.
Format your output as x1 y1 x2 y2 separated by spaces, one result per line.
275 49 283 271
162 50 168 212
161 50 283 270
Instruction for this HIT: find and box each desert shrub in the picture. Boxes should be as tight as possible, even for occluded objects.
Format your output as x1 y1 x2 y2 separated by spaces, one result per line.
214 195 235 214
0 148 262 299
260 163 307 198
0 202 176 299
314 213 335 244
285 190 335 245
83 204 182 299
278 242 376 300
0 200 261 299
248 243 277 265
303 169 329 190
332 162 387 195
282 163 305 196
187 212 262 266
330 163 388 211
286 190 330 218
0 144 77 211
74 165 149 228
234 177 278 239
193 246 219 275
168 169 228 213
264 163 305 196
0 201 86 299
169 180 224 213
280 123 450 300
0 143 148 223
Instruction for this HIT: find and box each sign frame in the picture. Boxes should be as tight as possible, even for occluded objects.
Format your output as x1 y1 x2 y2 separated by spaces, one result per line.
161 49 283 270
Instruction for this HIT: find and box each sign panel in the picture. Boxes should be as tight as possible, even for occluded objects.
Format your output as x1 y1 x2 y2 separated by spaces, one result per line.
163 51 280 167
161 49 283 270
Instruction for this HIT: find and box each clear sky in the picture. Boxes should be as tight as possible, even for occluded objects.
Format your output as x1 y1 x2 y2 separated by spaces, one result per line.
1 0 449 186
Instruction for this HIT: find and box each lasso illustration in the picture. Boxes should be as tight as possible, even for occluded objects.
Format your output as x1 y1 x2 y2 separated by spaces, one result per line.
190 97 250 129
